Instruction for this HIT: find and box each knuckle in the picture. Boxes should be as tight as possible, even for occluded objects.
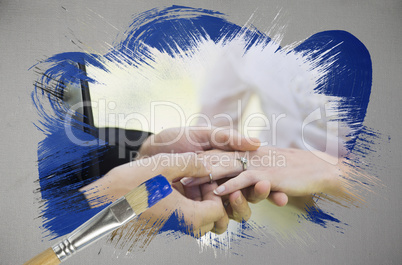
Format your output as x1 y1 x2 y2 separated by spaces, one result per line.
233 206 251 222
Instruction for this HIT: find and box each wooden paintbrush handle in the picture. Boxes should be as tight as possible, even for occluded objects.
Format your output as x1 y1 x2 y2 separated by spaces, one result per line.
24 247 61 265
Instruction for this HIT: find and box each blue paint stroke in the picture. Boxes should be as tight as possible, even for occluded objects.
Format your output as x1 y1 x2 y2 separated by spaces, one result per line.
33 91 110 238
302 205 341 228
294 30 372 151
32 5 373 241
144 175 173 208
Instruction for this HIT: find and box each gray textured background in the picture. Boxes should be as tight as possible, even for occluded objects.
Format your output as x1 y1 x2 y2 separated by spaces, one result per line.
1 0 401 264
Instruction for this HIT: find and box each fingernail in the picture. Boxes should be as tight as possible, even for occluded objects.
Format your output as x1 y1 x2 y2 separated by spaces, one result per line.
180 177 194 185
235 194 243 205
213 185 225 195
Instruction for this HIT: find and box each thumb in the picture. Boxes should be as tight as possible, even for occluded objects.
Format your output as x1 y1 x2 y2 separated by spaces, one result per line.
209 128 261 152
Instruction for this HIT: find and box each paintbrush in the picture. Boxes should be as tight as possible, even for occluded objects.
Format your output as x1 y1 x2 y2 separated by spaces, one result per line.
24 175 172 265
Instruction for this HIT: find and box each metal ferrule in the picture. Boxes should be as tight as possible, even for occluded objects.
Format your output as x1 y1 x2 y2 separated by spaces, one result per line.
52 197 136 262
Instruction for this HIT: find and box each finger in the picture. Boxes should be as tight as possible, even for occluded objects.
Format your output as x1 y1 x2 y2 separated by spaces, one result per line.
200 182 229 234
243 180 271 204
222 195 233 219
183 184 202 201
181 194 225 232
213 170 264 196
160 152 211 182
267 191 289 207
180 152 245 186
210 213 229 235
172 182 185 195
209 128 261 151
228 190 251 222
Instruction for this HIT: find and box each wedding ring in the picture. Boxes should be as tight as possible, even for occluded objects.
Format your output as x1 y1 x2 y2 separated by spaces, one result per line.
237 157 248 171
209 173 213 184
